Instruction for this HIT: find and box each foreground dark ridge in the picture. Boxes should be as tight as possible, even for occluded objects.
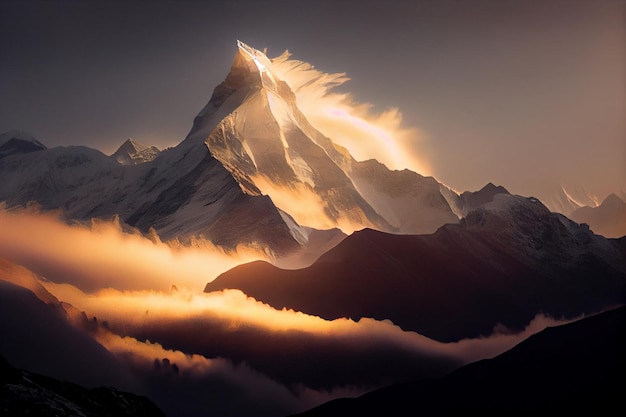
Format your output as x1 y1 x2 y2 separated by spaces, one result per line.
0 355 166 417
290 305 626 416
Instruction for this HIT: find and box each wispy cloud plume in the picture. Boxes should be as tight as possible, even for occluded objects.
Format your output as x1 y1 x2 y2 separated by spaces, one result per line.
272 51 431 176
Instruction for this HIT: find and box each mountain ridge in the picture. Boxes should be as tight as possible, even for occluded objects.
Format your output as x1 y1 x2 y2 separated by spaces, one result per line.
205 192 626 342
0 41 462 259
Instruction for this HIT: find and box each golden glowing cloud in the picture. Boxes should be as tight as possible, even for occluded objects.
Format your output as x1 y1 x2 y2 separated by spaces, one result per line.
271 51 431 176
0 208 265 292
42 280 576 367
250 174 365 234
91 327 367 413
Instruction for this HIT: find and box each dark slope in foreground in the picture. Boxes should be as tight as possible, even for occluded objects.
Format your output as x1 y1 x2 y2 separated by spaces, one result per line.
0 279 136 390
0 355 165 417
291 305 626 417
206 193 626 342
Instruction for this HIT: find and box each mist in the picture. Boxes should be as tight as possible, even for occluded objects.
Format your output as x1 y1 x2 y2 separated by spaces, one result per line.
0 207 264 292
272 51 431 177
0 205 591 416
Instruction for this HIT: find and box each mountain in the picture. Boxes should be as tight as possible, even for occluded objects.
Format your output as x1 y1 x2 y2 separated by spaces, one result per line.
1 40 624 417
186 40 458 235
0 140 306 256
0 129 46 160
458 182 509 213
205 187 626 342
1 355 165 417
291 305 626 417
0 41 459 259
111 138 161 165
570 193 626 238
0 264 138 390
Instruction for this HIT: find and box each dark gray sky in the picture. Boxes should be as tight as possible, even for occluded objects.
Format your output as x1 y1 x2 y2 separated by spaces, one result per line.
1 0 623 200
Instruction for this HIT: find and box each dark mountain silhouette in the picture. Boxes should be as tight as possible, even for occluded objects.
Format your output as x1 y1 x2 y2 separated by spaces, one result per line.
1 355 165 417
290 305 626 416
206 191 626 342
0 278 137 390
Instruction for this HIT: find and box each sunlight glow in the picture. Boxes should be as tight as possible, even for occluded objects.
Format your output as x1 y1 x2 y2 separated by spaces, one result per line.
271 50 431 176
0 208 265 292
40 280 576 367
250 174 364 234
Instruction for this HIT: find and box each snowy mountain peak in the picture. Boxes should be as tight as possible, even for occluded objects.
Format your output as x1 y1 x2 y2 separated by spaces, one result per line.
0 41 460 257
111 138 160 165
236 40 277 88
184 41 459 234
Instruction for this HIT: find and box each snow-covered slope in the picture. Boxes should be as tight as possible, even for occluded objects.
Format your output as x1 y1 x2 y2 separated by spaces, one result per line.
0 41 465 257
0 140 305 256
188 41 458 234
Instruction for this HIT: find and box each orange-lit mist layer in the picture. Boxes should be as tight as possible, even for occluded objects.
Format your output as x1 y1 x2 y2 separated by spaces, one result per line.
271 51 431 176
0 258 59 304
0 208 266 292
42 281 578 366
92 328 365 410
251 175 365 234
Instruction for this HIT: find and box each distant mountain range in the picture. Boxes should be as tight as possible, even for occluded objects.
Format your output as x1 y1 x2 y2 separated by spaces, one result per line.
0 42 622 262
570 193 626 238
0 41 470 263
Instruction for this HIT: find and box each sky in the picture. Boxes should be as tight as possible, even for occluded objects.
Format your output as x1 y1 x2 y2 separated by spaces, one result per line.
1 0 624 202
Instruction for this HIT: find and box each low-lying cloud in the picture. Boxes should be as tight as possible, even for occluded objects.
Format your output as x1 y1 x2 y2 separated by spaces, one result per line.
93 329 362 417
42 280 576 389
0 207 585 416
0 207 263 292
